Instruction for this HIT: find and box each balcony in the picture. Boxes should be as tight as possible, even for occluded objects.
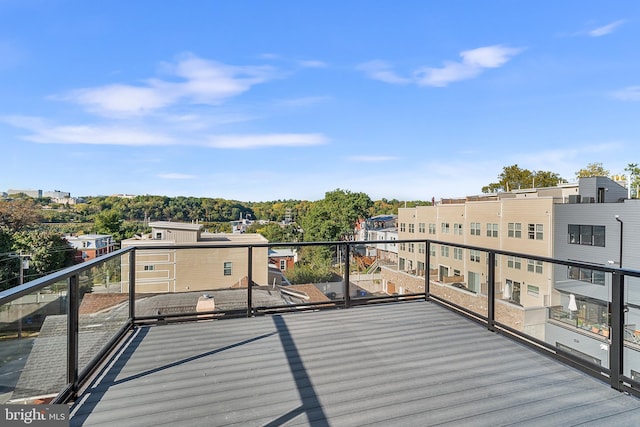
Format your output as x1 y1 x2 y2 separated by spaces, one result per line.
2 240 640 425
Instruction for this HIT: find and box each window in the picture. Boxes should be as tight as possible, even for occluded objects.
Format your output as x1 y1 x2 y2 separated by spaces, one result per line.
400 223 406 232
418 223 425 233
486 223 498 238
507 256 521 269
506 279 521 304
409 224 415 233
399 258 405 270
428 223 436 234
454 223 463 235
470 250 481 262
280 260 286 270
224 262 233 276
453 247 463 260
508 222 522 238
470 222 481 236
468 271 480 292
568 266 605 286
418 243 425 254
155 232 163 240
453 269 461 277
144 265 154 271
429 245 436 256
399 243 406 251
528 223 543 240
417 261 425 275
441 222 450 234
568 224 605 247
527 259 543 274
440 245 449 257
408 243 414 253
527 284 539 297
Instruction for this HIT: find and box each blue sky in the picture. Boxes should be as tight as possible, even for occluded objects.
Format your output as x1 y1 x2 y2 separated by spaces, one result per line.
1 1 639 201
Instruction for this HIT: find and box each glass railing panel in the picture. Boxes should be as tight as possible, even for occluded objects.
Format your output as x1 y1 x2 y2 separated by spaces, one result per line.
0 279 68 404
77 255 129 375
624 274 640 382
425 244 488 318
544 261 611 369
495 256 550 341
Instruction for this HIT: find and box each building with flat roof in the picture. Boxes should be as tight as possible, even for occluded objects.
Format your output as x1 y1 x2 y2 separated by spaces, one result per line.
120 221 269 293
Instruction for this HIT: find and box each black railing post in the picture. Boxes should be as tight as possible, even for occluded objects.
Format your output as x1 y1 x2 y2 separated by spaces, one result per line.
247 246 253 317
67 273 79 399
487 251 496 332
425 240 430 301
344 243 351 308
610 270 624 391
129 250 136 325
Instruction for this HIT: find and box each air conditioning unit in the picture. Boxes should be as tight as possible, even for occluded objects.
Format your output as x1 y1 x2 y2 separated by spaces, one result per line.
568 195 581 204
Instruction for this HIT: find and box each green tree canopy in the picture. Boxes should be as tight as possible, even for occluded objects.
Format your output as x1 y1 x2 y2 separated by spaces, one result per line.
482 164 566 193
94 210 123 237
575 162 610 179
0 199 43 232
299 189 373 242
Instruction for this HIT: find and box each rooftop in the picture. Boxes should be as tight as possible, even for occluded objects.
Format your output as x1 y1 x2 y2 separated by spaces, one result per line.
70 301 640 426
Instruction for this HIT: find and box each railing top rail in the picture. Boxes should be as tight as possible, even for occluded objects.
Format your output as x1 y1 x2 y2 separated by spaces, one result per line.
0 246 133 305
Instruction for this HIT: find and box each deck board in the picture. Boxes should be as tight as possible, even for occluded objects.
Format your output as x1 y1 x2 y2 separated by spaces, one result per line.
71 301 640 426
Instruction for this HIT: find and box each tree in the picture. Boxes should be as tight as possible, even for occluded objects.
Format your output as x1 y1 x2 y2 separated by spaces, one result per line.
94 210 123 238
625 163 640 198
575 162 610 179
0 199 43 232
482 165 566 193
9 229 75 287
299 189 373 242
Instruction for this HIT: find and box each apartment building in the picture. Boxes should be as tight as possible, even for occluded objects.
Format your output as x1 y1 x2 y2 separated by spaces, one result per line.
120 221 269 293
357 215 398 263
549 177 640 372
65 234 116 262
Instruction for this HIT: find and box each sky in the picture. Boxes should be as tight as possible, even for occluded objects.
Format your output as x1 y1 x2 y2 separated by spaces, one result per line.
1 1 639 202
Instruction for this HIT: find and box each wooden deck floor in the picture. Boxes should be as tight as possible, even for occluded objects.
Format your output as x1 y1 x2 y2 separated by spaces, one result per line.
70 301 640 426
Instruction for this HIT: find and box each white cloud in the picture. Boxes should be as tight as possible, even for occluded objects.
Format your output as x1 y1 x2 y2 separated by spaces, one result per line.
357 60 411 85
414 45 523 87
158 173 197 180
359 45 523 87
206 133 328 149
297 60 328 68
589 20 625 37
348 155 398 162
24 125 174 146
610 86 640 101
60 53 277 117
276 96 332 107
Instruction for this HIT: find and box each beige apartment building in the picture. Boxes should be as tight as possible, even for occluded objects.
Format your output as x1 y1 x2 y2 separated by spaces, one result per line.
392 184 580 337
120 221 269 293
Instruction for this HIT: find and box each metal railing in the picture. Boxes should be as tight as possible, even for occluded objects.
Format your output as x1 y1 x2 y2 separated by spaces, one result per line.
2 239 640 405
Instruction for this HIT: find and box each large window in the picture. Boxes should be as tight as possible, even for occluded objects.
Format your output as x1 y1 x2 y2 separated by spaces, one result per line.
508 222 522 238
441 222 450 234
418 223 425 233
568 224 605 247
453 247 463 260
486 223 498 238
528 223 543 240
440 245 450 257
568 266 606 286
400 223 406 232
527 259 543 274
507 256 521 269
454 223 463 235
408 224 415 233
470 249 481 262
470 222 481 236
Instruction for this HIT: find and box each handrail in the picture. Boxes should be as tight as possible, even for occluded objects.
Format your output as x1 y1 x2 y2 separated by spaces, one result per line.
3 238 640 404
